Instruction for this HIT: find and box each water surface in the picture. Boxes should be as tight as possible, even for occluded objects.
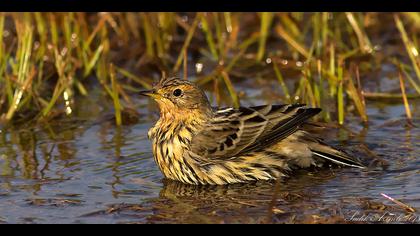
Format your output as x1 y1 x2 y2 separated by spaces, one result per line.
0 82 419 224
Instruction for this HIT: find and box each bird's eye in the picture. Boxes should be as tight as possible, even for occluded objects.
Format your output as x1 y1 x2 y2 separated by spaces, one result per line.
173 88 182 97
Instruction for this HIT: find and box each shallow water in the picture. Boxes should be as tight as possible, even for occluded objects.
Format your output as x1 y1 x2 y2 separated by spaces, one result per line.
0 82 419 224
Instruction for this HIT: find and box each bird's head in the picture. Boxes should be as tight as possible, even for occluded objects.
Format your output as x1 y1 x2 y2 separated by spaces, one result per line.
140 77 213 121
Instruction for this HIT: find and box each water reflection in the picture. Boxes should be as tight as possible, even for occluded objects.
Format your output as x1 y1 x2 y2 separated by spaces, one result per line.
106 169 352 223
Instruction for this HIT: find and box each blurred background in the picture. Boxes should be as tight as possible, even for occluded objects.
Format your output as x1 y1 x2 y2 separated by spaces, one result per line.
0 12 419 126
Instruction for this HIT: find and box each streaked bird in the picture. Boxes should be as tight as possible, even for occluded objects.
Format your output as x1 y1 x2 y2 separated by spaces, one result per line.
140 77 365 185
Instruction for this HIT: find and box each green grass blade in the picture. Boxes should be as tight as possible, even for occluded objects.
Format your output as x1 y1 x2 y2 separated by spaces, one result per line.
257 12 273 61
273 62 291 102
221 71 239 108
395 14 420 84
110 64 122 126
173 14 200 72
337 66 344 125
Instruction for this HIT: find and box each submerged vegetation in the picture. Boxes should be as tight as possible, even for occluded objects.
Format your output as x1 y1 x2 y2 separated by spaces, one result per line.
0 12 419 127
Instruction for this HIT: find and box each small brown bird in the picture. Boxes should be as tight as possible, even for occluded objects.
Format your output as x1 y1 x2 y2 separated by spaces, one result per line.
140 77 364 185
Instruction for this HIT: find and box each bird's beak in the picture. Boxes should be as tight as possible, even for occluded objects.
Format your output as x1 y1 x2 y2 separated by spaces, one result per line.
139 89 160 99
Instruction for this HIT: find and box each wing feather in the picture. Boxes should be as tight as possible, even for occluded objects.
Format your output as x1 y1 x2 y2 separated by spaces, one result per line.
190 104 321 159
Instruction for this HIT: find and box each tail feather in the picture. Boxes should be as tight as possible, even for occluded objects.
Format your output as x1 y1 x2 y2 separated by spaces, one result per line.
312 150 365 169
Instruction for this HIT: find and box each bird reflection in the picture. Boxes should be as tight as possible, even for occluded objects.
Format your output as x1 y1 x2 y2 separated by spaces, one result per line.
138 169 341 223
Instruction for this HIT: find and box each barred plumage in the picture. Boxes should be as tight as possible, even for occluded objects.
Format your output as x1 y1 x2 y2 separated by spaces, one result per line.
141 77 365 185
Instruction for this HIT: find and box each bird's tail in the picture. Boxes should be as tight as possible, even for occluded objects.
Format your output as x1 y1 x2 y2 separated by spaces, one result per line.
306 138 365 169
297 130 365 169
311 149 365 169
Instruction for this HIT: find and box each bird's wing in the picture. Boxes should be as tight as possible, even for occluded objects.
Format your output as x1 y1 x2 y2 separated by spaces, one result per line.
190 104 321 159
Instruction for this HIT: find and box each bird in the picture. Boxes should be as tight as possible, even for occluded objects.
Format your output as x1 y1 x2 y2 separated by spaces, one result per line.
140 77 365 185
